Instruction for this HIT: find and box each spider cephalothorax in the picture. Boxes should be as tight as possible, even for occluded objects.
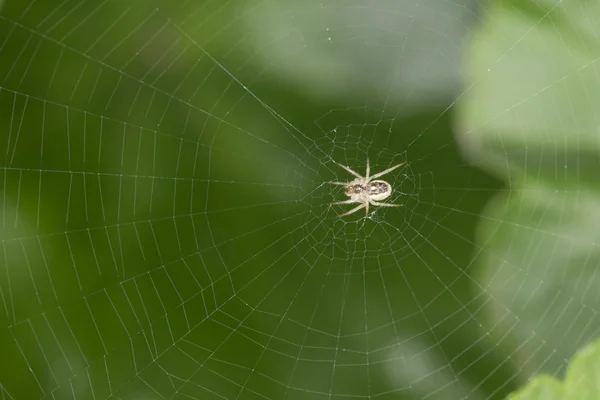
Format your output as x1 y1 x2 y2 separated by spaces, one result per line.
329 158 405 217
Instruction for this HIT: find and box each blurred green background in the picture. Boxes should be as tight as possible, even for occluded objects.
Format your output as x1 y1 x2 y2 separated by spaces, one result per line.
1 0 598 399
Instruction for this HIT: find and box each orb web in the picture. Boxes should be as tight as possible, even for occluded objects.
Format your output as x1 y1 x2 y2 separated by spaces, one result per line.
0 0 597 400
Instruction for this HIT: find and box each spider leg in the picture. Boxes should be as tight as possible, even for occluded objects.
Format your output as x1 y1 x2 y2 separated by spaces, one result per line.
365 158 370 180
369 162 406 180
331 199 357 205
370 199 403 207
328 181 349 185
338 203 366 217
335 162 363 179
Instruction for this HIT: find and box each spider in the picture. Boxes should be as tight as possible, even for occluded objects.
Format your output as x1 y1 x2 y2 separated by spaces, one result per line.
329 158 406 217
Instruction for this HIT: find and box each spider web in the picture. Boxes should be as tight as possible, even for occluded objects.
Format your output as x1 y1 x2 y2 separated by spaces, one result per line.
0 0 597 399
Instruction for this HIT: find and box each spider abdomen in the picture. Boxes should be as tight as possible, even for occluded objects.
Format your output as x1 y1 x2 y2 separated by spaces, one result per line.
367 180 392 200
368 181 390 195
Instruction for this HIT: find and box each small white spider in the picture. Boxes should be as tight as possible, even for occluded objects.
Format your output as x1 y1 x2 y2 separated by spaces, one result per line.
329 158 406 217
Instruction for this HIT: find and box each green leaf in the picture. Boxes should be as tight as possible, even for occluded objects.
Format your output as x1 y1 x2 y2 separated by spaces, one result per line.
508 337 600 399
460 0 600 156
457 0 600 384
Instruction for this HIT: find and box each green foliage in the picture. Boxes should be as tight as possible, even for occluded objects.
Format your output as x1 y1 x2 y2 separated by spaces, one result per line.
2 0 599 397
457 0 600 391
508 337 600 400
